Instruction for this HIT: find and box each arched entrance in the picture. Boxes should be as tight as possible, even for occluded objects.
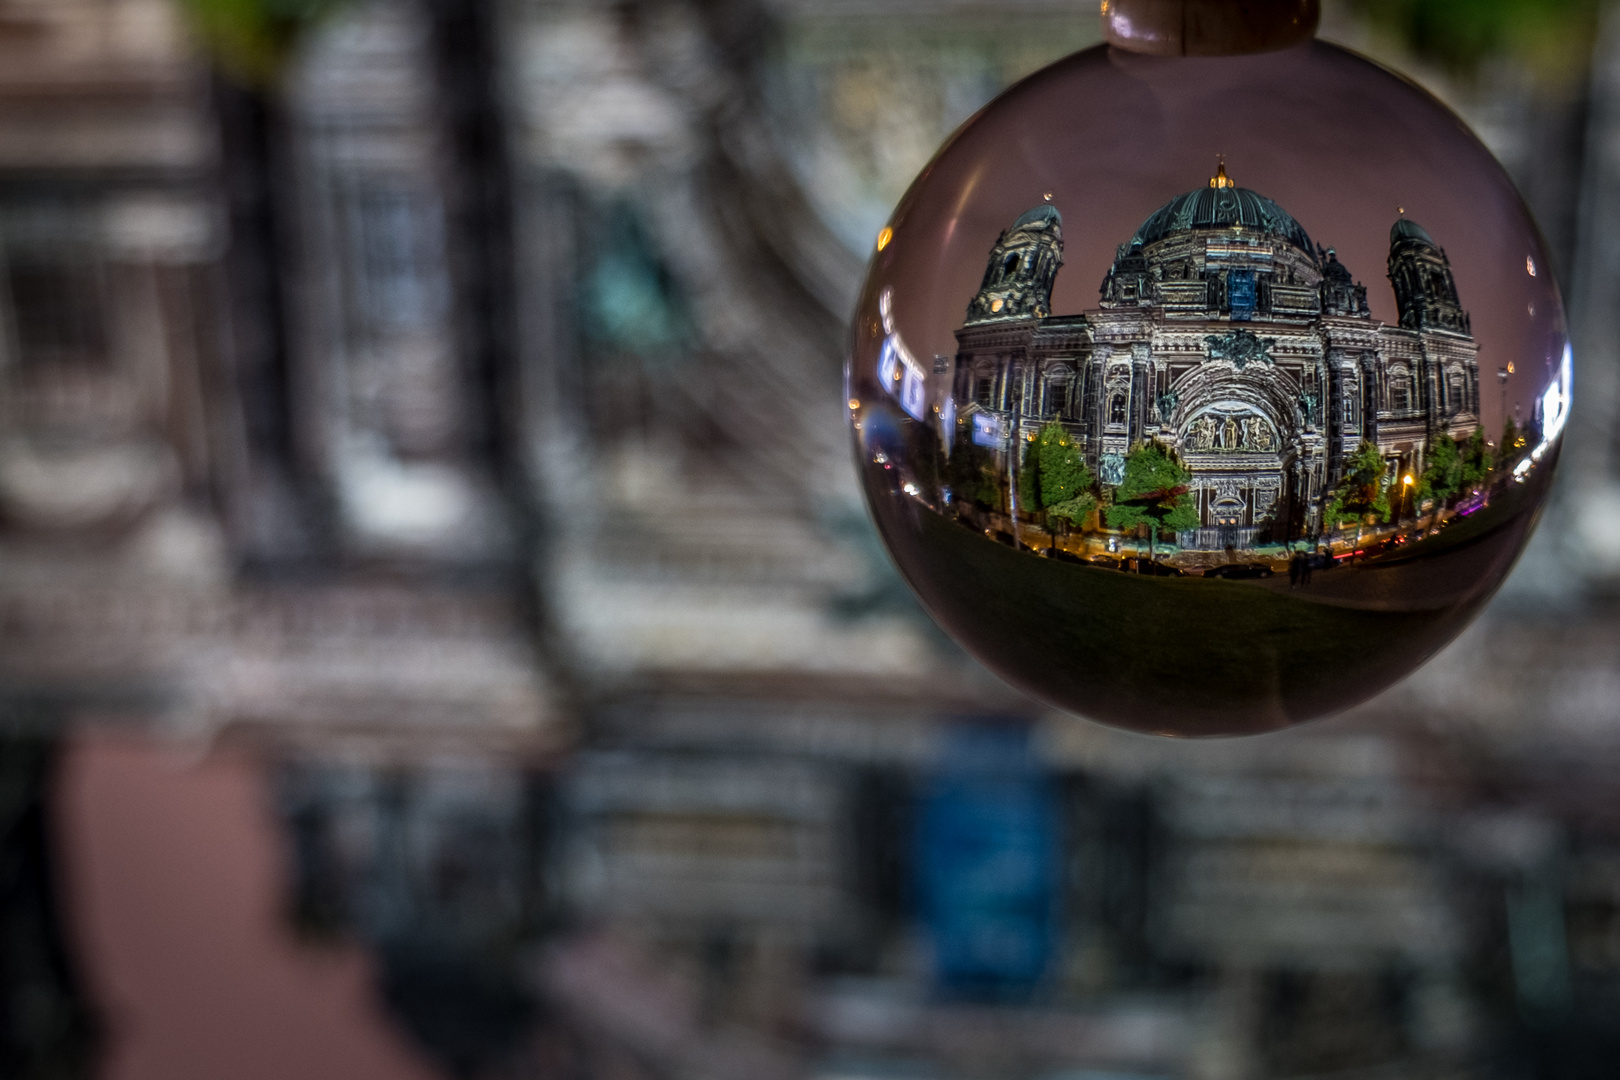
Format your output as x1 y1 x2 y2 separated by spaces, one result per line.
1212 495 1246 550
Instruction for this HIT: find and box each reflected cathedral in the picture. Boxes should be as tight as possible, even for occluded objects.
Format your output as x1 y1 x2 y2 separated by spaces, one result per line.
950 163 1481 549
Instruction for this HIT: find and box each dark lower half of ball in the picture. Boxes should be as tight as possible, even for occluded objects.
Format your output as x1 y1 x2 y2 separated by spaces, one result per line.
862 459 1544 736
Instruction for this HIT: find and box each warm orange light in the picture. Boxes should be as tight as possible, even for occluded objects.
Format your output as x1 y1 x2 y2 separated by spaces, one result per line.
876 226 893 252
1403 474 1414 486
848 398 861 410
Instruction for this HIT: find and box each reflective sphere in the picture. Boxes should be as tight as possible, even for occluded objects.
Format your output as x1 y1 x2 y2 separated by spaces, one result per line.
848 41 1569 737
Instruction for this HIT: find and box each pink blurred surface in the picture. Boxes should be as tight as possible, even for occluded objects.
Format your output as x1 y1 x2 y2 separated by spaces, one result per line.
52 730 445 1080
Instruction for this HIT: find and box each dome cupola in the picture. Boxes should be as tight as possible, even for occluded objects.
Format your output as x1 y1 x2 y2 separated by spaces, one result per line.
1128 164 1316 256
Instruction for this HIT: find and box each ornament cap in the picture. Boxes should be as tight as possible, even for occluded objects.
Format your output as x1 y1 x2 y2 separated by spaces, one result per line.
1102 0 1320 57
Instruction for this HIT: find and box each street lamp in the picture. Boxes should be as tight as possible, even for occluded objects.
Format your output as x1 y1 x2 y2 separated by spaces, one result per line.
1402 473 1414 527
1497 363 1512 435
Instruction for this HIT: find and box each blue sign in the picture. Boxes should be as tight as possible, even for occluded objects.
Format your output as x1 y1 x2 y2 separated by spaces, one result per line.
1228 269 1256 321
971 413 1002 448
900 364 928 421
878 336 901 388
914 724 1058 1000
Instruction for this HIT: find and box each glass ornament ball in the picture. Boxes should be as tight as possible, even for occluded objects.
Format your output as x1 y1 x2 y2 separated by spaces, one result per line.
847 36 1570 737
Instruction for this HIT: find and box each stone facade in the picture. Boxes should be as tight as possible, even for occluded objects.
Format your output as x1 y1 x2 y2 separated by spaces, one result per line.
952 166 1482 547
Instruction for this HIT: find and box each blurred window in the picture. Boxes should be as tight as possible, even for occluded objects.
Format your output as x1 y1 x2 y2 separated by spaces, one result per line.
581 203 693 357
914 725 1058 999
341 182 448 340
5 256 107 369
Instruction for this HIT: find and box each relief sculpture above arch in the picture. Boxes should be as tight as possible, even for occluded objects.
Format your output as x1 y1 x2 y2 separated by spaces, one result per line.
1182 409 1278 453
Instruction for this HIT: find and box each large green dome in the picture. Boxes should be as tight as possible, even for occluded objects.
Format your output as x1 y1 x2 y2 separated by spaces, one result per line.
1130 183 1315 256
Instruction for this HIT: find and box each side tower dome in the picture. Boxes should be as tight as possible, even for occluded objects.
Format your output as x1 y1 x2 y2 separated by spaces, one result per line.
1388 217 1470 334
965 204 1063 324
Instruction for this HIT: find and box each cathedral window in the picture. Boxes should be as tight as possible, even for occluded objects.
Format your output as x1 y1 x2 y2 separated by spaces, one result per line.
1003 252 1021 279
1391 373 1412 412
1044 370 1071 418
975 373 996 407
1109 394 1127 426
1229 270 1256 319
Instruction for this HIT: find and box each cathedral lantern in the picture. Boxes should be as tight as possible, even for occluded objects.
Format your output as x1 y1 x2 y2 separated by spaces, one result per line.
845 0 1570 736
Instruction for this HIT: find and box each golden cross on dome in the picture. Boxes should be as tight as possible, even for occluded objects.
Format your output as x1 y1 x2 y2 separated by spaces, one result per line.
1210 155 1234 189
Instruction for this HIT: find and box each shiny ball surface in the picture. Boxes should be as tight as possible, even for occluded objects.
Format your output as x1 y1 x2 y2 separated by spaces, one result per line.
847 41 1569 737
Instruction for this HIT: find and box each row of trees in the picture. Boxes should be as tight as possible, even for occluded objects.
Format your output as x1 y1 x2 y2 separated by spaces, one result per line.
950 415 1529 545
954 423 1200 537
1324 420 1520 529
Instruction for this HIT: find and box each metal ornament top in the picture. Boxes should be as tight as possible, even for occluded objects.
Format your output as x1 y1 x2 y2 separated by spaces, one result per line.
1102 0 1321 56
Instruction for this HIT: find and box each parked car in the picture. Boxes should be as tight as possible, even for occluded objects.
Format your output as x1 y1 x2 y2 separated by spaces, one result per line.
1206 563 1275 579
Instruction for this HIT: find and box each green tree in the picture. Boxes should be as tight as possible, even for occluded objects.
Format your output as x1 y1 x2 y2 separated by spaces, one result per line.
1499 417 1524 471
902 418 944 506
1325 440 1391 529
1459 426 1492 490
1418 433 1461 503
1105 441 1199 560
1034 423 1097 524
180 0 354 85
947 439 1000 508
1349 0 1599 82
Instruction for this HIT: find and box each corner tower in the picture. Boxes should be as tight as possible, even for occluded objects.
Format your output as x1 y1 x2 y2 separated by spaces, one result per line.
966 204 1063 324
1319 248 1369 316
1387 217 1470 334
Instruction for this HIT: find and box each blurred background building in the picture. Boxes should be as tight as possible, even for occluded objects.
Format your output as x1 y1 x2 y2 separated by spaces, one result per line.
2 1 1620 1079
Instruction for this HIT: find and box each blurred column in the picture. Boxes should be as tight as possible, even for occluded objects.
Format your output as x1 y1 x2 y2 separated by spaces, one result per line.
280 0 517 566
1568 1 1620 581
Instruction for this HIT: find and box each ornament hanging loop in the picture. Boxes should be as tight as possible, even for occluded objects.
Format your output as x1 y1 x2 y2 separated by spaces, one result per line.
1102 0 1320 56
